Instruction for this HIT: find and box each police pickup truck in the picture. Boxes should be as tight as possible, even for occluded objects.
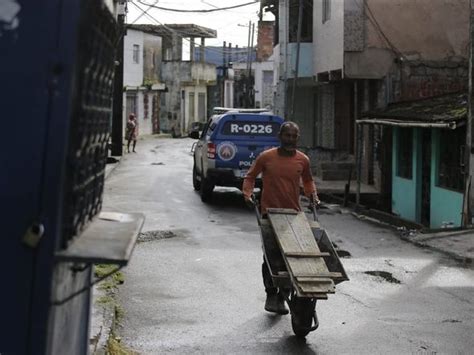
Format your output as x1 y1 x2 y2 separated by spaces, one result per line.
190 108 284 202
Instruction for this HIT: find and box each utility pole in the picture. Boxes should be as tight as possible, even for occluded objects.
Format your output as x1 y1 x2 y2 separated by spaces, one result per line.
111 1 126 156
277 0 289 119
290 0 303 120
222 41 226 107
246 20 252 75
248 22 255 108
465 0 474 226
244 20 252 108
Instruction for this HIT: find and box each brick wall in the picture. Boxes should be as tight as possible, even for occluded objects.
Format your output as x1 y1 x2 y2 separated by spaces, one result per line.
395 61 468 102
257 21 274 62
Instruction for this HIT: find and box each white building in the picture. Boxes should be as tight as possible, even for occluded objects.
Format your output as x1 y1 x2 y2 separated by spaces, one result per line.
123 27 165 137
233 59 274 110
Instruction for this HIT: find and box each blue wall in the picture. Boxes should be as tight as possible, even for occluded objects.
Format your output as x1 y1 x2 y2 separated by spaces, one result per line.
392 128 464 228
195 46 256 66
288 43 313 78
430 130 463 228
392 128 420 222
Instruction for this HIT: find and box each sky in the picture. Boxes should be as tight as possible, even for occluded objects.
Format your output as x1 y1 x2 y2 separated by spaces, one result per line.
126 0 274 48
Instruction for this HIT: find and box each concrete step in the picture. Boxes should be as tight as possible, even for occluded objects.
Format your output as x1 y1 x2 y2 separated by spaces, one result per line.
320 169 356 181
319 162 355 170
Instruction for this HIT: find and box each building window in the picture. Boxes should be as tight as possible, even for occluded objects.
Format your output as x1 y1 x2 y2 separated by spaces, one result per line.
164 48 172 61
437 128 464 192
397 128 412 179
126 94 137 121
133 44 140 64
198 93 206 122
322 0 331 23
289 0 313 42
189 92 195 122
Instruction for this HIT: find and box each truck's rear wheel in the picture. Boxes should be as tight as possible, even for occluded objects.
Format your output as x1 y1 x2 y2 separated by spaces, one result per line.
192 165 201 191
200 177 214 202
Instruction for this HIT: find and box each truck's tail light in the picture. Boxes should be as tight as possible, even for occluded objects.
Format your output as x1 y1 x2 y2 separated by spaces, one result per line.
207 142 216 159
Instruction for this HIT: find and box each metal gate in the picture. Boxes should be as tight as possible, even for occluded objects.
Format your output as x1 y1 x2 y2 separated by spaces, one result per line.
0 1 131 354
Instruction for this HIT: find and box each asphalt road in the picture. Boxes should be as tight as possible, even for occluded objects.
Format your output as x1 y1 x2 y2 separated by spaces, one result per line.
103 136 474 354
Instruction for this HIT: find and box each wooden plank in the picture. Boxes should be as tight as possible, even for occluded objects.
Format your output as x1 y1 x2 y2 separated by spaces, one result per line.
269 213 322 254
295 289 329 299
287 213 320 251
298 283 335 293
268 214 304 253
296 277 334 283
267 210 338 296
268 212 331 278
294 272 343 278
298 285 333 291
267 208 299 215
287 259 331 277
286 252 331 257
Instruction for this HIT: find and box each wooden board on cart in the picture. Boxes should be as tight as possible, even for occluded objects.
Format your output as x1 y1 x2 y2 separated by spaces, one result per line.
267 208 338 299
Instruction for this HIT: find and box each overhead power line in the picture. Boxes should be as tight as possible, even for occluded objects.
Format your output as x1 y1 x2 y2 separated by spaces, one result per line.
129 1 255 57
136 0 258 13
130 0 159 24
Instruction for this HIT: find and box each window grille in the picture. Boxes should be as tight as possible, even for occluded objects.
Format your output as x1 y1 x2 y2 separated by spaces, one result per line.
437 128 464 192
62 1 119 246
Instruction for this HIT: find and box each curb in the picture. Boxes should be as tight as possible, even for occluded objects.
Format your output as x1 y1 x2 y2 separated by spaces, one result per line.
89 287 115 354
90 156 123 354
105 156 122 180
348 210 473 267
400 234 473 266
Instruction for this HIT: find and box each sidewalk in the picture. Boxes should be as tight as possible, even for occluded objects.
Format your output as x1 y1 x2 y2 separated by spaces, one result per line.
400 228 474 265
343 206 474 266
316 178 474 267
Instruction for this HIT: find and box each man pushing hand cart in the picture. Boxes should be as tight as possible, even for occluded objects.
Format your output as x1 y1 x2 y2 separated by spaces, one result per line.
243 121 348 337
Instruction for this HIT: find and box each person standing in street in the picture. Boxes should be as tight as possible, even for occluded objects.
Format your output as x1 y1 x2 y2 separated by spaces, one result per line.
242 121 320 314
126 113 138 153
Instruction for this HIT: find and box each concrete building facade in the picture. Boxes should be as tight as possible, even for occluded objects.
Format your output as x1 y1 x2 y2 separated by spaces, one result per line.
124 24 217 136
123 27 164 136
261 0 469 223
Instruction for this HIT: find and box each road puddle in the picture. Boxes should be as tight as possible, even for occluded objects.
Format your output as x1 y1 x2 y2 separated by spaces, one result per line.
138 230 178 243
364 270 401 284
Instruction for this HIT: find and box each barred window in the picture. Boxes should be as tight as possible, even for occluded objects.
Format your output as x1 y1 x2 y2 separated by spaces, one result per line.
133 44 140 64
437 128 464 192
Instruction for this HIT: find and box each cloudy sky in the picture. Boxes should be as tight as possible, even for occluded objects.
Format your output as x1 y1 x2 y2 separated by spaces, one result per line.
126 0 274 48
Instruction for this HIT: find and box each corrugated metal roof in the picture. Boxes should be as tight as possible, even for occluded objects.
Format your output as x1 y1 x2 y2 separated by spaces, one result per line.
363 92 467 123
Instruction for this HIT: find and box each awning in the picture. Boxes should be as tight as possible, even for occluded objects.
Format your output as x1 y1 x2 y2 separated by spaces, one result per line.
356 118 463 129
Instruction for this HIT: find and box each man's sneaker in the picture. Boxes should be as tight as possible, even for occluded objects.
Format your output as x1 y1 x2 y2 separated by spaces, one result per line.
264 293 289 315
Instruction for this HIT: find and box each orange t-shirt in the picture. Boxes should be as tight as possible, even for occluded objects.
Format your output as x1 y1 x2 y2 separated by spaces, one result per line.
242 148 316 214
